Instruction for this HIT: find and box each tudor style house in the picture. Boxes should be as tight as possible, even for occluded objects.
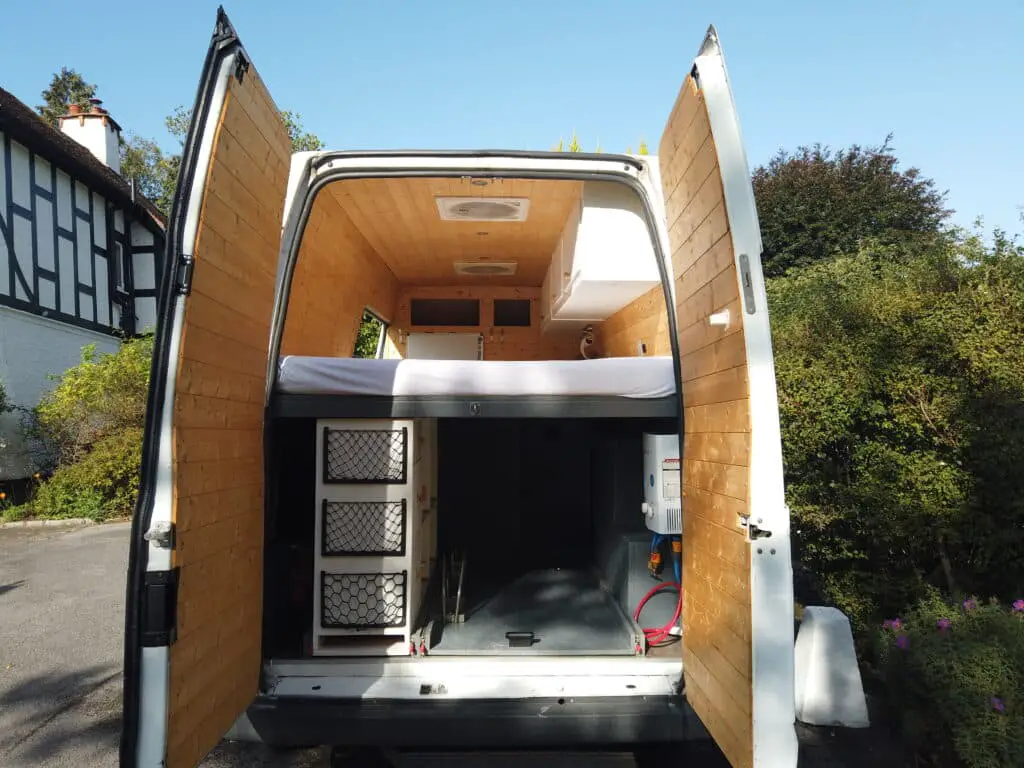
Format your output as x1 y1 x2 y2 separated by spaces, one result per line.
0 89 166 481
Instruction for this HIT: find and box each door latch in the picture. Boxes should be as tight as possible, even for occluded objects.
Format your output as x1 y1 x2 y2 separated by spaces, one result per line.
738 515 772 541
144 520 175 549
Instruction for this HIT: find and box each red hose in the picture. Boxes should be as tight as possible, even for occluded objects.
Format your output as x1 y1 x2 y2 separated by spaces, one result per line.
634 580 682 647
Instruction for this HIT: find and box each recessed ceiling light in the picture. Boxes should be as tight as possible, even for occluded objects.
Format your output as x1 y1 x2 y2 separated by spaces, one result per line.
454 261 517 276
436 197 530 222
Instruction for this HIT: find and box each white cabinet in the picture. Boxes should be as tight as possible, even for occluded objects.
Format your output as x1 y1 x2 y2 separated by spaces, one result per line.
543 181 661 329
312 418 436 656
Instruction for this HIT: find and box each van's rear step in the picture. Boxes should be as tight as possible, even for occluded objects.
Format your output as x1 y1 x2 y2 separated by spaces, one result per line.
426 568 639 656
246 695 690 750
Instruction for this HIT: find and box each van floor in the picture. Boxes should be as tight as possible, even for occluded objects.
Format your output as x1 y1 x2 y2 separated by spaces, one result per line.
425 567 638 656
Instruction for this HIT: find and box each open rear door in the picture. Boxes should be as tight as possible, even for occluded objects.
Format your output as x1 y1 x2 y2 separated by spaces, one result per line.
121 9 292 767
659 27 797 768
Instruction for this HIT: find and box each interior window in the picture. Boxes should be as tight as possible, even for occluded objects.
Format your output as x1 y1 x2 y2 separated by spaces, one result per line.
493 298 531 327
353 309 388 358
410 298 481 326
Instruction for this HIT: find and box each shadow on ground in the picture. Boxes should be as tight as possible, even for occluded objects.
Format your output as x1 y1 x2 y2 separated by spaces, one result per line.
0 664 122 767
0 579 25 597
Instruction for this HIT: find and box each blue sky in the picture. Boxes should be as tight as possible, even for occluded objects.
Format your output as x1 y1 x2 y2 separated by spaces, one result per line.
2 0 1021 235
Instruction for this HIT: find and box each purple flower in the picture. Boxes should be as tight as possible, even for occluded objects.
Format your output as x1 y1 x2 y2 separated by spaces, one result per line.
937 617 952 632
895 634 910 650
991 696 1005 713
883 618 903 631
962 598 978 611
1013 599 1024 613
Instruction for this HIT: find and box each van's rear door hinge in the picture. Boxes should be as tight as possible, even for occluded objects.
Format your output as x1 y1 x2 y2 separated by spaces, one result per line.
176 253 195 295
141 569 179 647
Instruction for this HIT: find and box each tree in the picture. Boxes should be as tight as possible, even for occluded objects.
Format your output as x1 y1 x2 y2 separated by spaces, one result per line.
119 135 179 217
769 230 1024 627
752 136 951 277
281 110 326 152
353 311 384 358
37 67 96 128
120 105 324 217
552 132 649 153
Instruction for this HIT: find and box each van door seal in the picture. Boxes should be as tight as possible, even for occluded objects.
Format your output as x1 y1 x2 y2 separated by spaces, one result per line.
141 568 179 647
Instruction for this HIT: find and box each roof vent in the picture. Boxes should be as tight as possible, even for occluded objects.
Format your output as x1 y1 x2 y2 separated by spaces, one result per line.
436 197 530 222
454 261 518 276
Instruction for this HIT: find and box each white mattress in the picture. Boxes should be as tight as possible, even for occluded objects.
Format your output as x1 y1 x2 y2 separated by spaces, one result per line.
276 356 676 399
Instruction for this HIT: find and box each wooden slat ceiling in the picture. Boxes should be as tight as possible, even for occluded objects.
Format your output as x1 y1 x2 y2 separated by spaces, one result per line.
328 177 582 286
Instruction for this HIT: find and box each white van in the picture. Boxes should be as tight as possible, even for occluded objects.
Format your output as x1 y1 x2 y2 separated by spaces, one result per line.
120 9 798 768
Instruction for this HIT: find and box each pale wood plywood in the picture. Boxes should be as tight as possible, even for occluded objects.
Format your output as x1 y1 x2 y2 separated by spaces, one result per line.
389 285 580 361
166 61 291 768
329 178 582 287
662 74 754 768
281 185 400 358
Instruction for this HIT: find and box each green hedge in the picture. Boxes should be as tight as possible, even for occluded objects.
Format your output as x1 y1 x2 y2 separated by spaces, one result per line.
10 427 143 522
876 592 1024 767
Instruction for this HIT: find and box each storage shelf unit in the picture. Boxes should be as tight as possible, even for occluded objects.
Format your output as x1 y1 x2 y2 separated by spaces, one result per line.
313 418 435 656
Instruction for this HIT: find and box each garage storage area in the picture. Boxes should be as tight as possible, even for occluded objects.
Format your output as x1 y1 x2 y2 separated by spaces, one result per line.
263 412 683 662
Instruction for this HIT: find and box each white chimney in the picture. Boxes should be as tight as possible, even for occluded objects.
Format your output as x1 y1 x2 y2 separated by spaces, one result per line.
59 98 121 174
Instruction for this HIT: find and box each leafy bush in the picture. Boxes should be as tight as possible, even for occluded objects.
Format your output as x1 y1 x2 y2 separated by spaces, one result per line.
34 334 152 464
769 233 1024 628
27 427 144 521
876 593 1024 767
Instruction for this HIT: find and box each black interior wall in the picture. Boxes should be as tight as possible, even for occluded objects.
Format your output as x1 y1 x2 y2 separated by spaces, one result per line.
263 417 316 658
436 418 675 575
436 419 595 573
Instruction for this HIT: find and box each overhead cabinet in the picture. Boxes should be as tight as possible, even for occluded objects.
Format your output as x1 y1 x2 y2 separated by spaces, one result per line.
542 181 661 329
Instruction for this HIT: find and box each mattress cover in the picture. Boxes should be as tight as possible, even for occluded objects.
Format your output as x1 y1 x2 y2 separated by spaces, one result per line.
275 356 677 399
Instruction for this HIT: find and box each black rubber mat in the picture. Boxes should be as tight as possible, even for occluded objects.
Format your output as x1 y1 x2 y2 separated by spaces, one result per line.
428 568 638 656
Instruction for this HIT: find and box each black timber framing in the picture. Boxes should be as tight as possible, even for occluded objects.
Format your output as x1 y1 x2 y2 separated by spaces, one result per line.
0 130 164 336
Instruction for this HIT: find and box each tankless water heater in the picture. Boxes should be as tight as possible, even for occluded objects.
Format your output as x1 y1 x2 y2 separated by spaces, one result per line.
642 433 682 535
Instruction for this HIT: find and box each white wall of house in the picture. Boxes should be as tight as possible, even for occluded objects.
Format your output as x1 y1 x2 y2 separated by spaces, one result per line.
0 128 163 479
0 305 119 479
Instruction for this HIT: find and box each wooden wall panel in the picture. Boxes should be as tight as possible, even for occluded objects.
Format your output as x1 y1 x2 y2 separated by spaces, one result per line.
660 74 755 768
388 285 579 361
166 64 290 768
280 186 400 358
330 178 581 286
594 284 672 358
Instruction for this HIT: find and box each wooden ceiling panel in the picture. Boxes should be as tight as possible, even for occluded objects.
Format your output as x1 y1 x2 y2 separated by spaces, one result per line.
328 177 582 286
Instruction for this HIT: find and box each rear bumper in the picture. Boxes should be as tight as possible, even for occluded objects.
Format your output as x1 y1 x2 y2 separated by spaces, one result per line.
246 694 696 749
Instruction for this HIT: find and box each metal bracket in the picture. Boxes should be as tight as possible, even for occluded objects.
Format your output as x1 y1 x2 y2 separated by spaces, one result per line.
141 568 179 647
176 254 195 295
233 51 250 84
739 514 772 542
738 253 756 313
143 520 175 549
